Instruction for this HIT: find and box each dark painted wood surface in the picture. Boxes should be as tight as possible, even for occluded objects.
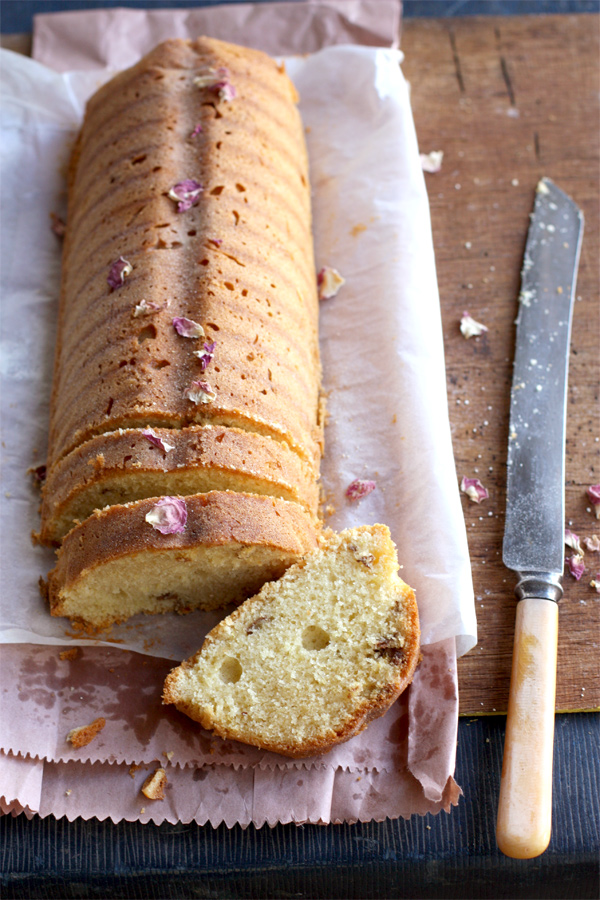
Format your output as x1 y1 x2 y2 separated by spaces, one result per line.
1 714 598 898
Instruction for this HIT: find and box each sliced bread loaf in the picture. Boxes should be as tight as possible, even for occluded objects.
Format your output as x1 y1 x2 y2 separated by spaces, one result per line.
46 36 321 473
43 491 318 630
162 525 420 758
39 425 319 545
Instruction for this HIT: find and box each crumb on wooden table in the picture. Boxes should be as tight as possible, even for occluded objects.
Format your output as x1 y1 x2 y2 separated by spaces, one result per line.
66 717 106 748
59 648 80 661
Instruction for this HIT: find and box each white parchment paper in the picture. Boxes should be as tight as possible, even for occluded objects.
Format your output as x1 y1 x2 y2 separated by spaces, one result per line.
0 45 476 661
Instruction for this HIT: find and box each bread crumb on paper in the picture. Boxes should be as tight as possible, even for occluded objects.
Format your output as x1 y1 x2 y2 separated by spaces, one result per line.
59 648 79 661
66 717 106 748
141 767 167 801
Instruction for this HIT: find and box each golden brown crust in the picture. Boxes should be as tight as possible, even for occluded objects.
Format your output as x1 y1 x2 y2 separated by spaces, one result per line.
66 717 106 748
46 36 321 473
45 491 318 625
40 424 319 545
141 767 167 800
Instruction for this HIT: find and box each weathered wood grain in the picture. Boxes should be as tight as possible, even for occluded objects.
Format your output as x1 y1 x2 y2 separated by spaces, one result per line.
401 14 599 715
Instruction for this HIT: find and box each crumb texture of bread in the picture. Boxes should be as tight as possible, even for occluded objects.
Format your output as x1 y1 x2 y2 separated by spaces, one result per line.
141 767 167 800
163 525 420 758
46 491 318 629
66 717 106 748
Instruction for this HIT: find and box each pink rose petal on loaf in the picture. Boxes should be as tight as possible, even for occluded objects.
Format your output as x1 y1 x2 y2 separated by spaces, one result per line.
584 534 600 553
460 476 489 503
107 257 133 290
168 180 203 213
172 317 204 339
141 428 174 454
345 479 376 501
145 497 187 534
185 380 216 404
194 341 216 371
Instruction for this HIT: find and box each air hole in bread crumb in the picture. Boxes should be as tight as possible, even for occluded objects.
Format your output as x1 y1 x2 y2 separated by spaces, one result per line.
200 259 209 266
131 154 147 165
220 657 242 683
206 323 220 331
138 325 157 343
188 230 197 236
224 282 235 291
105 398 114 415
241 289 248 297
232 211 240 225
152 360 170 370
211 186 225 195
302 625 330 651
235 184 246 192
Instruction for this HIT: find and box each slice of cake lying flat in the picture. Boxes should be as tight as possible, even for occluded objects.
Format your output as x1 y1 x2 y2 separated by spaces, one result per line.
163 525 420 758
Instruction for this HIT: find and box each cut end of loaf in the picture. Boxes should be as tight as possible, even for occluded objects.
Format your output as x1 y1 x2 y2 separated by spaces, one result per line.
163 525 420 758
45 491 318 631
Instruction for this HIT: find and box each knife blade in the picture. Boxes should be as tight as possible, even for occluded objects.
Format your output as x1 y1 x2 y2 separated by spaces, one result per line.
496 177 584 860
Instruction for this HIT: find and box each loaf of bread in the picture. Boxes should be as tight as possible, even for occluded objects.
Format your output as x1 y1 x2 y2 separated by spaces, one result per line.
46 36 321 475
44 492 318 630
163 526 420 758
41 37 323 627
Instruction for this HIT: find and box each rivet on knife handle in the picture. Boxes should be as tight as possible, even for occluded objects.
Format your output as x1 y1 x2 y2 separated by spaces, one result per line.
496 596 558 859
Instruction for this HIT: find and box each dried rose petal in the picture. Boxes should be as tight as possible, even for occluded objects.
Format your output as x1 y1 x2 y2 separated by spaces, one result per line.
565 529 584 555
30 464 46 484
460 311 488 338
345 479 376 501
168 180 203 213
194 341 216 371
215 80 236 102
587 484 600 518
141 428 174 454
317 267 345 300
107 257 133 290
172 317 204 339
145 497 187 534
584 534 600 553
420 150 444 173
566 554 585 581
193 68 236 101
190 123 203 138
185 380 216 404
460 476 489 503
193 67 228 88
133 299 166 317
50 212 66 237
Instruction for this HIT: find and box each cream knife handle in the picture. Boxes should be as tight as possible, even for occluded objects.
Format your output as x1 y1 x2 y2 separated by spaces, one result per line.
496 596 558 859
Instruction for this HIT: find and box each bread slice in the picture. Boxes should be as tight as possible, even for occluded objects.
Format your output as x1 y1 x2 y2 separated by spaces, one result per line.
43 491 318 630
39 424 319 545
163 525 420 758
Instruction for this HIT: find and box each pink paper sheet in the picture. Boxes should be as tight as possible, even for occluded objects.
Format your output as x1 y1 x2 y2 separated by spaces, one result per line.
32 1 401 71
0 0 471 826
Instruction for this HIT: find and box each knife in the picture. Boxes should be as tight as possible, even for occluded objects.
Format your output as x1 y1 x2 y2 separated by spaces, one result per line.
496 178 584 859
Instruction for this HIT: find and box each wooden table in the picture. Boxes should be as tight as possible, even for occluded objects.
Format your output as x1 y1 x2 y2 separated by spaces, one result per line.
402 13 599 716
